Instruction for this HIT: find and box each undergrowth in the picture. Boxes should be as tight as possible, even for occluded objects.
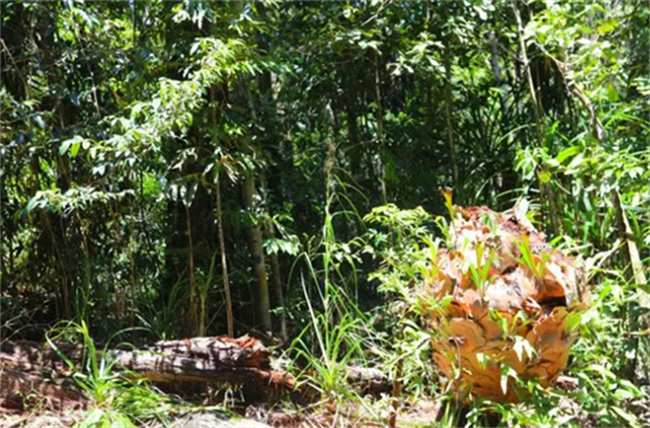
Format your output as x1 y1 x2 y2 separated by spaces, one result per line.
46 321 172 427
53 194 649 428
290 199 649 427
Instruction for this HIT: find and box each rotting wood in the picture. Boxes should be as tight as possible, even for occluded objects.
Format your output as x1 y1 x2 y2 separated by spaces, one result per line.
1 336 293 386
0 335 296 410
0 367 86 411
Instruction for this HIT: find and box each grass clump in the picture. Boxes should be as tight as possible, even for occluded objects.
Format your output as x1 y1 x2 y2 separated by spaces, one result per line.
46 321 171 427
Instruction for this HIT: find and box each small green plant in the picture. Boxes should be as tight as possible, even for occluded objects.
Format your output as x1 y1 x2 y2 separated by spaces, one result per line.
290 284 366 406
516 235 553 281
285 163 373 409
468 243 497 298
137 279 187 340
196 251 219 337
46 321 170 427
441 187 456 220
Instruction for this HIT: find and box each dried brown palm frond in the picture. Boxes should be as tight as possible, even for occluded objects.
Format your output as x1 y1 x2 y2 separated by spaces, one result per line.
421 197 588 402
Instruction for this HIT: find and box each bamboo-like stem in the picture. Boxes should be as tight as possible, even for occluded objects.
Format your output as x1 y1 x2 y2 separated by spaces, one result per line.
216 180 234 337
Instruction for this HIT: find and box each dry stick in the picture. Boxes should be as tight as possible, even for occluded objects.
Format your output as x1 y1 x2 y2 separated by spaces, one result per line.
0 39 29 98
387 317 406 428
611 190 648 287
512 1 542 142
71 25 101 118
387 358 403 428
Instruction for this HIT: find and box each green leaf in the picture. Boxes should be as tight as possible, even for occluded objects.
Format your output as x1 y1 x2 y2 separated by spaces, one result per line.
60 140 71 155
586 363 616 379
473 5 487 21
500 367 510 394
26 196 39 213
611 406 639 427
606 83 619 102
556 146 581 164
70 141 81 158
538 170 552 184
613 388 636 400
597 18 619 35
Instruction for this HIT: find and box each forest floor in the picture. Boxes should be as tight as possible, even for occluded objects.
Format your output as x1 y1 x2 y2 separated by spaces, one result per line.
0 399 444 428
7 391 650 428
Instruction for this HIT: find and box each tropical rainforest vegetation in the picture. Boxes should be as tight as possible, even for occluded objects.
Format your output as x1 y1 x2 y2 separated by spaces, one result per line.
1 0 649 426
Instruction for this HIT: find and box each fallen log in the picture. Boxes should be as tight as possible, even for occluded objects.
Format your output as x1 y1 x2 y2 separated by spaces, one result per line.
1 336 390 412
0 335 298 411
0 367 86 411
112 336 296 392
1 335 296 391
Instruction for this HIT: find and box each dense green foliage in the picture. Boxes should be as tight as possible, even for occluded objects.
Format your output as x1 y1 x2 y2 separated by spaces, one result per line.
1 0 649 426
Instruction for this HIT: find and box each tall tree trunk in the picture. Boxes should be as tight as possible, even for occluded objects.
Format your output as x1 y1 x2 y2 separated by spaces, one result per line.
254 11 287 337
241 176 272 332
489 31 509 124
263 212 287 341
240 78 272 332
240 4 275 331
347 103 362 184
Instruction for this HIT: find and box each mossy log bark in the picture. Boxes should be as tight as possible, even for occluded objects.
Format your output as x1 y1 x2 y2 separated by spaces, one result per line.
421 202 588 402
